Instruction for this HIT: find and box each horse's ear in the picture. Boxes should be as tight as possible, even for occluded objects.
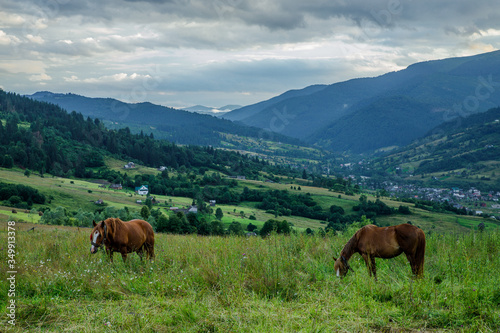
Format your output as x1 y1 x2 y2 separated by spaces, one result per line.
100 221 105 228
92 220 97 227
333 256 337 261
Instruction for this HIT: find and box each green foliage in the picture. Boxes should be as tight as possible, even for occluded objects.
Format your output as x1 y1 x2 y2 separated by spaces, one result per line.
257 190 327 220
227 221 244 236
259 219 291 236
329 205 345 215
353 198 393 219
140 205 151 220
0 181 45 208
215 207 223 220
398 205 411 215
156 214 169 233
246 223 257 232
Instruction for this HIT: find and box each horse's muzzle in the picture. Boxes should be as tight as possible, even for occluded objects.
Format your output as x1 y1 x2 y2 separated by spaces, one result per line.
90 245 99 254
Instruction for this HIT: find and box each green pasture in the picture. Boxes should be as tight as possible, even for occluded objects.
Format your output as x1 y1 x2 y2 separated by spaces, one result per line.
1 222 499 332
0 206 41 224
1 165 496 234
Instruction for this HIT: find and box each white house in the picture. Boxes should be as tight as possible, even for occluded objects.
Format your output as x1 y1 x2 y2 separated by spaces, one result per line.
135 185 149 196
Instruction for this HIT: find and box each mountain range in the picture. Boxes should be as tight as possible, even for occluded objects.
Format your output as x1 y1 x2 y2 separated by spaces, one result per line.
224 50 500 153
28 50 500 155
27 92 297 147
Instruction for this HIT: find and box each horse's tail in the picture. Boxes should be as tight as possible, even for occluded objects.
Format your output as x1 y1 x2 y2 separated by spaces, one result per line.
144 223 155 260
414 229 426 277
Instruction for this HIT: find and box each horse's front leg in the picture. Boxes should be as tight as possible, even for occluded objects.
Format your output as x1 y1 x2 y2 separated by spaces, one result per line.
106 248 114 263
362 254 377 280
121 250 128 262
361 253 373 277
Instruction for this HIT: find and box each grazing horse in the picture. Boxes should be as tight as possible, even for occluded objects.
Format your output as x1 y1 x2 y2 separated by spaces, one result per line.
333 224 425 280
90 218 155 262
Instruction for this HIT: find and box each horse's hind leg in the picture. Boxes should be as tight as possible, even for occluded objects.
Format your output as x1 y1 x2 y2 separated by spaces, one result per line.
405 253 420 277
144 240 155 260
137 247 144 261
147 245 155 260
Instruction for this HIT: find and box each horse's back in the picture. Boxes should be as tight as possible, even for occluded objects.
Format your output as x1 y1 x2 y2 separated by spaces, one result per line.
394 224 425 252
127 219 155 244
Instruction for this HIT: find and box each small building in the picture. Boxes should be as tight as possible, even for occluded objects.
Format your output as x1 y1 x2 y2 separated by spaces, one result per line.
158 166 167 171
109 183 122 190
209 200 216 206
94 199 104 205
135 185 149 196
136 200 142 204
170 206 198 214
124 162 135 169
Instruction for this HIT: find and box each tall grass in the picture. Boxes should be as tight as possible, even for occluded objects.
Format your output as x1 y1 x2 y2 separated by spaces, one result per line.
1 225 499 332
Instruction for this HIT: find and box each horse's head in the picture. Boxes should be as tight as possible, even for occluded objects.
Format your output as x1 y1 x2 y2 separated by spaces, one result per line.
333 255 353 278
90 220 107 254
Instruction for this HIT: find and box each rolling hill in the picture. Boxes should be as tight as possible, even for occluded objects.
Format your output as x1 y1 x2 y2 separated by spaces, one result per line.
224 50 500 153
372 106 500 190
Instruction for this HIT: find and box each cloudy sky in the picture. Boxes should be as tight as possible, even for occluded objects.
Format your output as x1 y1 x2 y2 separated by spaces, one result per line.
1 0 499 108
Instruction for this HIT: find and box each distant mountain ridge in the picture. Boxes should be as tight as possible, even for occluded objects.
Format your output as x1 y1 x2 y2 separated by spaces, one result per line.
181 104 241 116
224 50 500 153
27 92 298 147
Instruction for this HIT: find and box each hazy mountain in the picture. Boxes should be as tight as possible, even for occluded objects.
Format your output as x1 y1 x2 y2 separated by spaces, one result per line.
27 92 298 146
181 104 241 116
225 50 500 153
222 84 327 122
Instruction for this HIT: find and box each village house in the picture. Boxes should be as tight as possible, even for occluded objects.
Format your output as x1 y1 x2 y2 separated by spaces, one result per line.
170 205 198 214
109 184 122 190
228 175 246 180
135 185 149 195
124 162 135 169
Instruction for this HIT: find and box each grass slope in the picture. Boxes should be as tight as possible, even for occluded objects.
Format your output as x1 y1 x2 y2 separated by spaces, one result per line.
2 164 497 233
1 222 499 332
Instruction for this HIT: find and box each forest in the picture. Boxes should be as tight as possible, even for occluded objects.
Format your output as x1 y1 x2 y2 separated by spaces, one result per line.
0 90 291 180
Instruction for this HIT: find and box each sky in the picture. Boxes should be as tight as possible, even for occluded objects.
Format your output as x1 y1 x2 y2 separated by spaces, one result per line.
1 0 500 109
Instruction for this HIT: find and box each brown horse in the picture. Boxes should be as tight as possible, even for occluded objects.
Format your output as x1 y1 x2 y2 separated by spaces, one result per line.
333 223 425 280
90 218 155 262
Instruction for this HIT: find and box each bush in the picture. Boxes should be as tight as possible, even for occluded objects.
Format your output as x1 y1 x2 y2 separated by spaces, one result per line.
259 219 291 237
228 221 245 236
398 205 411 215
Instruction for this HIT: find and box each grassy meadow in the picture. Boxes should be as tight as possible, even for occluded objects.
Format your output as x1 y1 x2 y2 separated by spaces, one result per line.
1 221 499 332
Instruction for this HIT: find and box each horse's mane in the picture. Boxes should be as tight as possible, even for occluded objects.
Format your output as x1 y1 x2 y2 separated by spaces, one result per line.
340 231 359 260
105 218 125 238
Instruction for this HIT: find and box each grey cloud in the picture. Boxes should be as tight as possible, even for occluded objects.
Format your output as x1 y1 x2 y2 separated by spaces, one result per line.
2 0 500 107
